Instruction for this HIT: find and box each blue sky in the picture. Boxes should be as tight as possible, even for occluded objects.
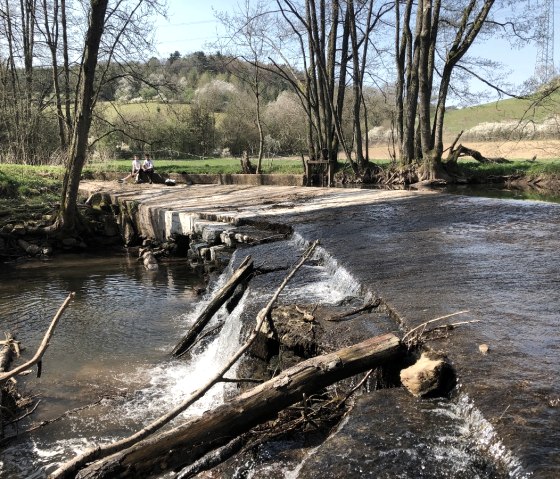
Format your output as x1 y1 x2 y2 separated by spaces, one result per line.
154 1 230 57
154 1 556 98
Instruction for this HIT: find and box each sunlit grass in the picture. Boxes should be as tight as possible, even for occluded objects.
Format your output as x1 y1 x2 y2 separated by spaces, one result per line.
89 156 306 175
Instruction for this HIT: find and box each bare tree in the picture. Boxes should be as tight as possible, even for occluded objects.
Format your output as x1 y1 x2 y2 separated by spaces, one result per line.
216 0 269 173
394 0 538 180
51 0 165 233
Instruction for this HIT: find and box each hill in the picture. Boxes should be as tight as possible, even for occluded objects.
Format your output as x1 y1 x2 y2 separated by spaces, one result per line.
443 89 560 135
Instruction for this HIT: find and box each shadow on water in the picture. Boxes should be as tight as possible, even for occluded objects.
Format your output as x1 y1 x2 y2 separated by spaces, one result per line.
344 182 560 204
442 184 560 204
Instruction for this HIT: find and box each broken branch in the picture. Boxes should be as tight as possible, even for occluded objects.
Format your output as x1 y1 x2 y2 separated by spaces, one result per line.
50 241 319 479
0 293 74 385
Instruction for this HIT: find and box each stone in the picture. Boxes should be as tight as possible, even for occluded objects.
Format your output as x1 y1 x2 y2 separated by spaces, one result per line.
62 237 78 247
143 251 159 271
400 352 456 398
12 224 26 235
201 225 223 245
17 239 30 251
479 343 489 355
26 244 41 255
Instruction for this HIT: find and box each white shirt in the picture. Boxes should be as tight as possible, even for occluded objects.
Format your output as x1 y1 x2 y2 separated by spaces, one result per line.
132 159 141 171
143 158 154 170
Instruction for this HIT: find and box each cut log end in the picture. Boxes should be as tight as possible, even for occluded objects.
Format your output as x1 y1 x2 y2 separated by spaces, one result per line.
400 351 456 398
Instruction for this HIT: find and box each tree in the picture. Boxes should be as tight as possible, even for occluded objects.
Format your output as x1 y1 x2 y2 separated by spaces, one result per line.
216 0 271 173
52 0 165 233
394 0 538 180
56 0 109 233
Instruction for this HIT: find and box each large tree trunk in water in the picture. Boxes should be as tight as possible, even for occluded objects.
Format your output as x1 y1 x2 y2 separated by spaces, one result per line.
56 0 108 233
71 334 402 479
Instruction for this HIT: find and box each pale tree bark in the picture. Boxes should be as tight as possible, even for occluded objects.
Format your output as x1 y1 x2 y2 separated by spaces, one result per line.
394 0 496 179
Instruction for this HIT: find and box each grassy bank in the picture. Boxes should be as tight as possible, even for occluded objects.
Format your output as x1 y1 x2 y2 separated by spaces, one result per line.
0 165 62 224
1 158 559 225
93 156 306 175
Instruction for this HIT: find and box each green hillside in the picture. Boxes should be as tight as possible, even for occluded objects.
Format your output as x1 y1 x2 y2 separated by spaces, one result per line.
444 89 560 135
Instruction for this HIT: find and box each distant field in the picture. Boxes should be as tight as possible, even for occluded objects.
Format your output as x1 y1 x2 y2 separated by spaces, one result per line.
443 90 560 135
369 139 560 161
96 101 191 121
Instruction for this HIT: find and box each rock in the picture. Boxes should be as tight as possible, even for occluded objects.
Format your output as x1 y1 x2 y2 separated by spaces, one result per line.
18 239 30 251
103 218 119 237
479 343 489 355
26 244 41 255
400 351 456 398
12 224 26 235
201 226 222 245
122 217 137 246
190 242 209 256
142 251 158 270
62 237 78 247
41 246 53 256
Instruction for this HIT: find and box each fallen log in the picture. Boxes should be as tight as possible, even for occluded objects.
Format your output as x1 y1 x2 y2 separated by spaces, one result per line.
0 333 16 373
447 144 510 164
51 242 319 479
72 334 402 479
172 256 254 357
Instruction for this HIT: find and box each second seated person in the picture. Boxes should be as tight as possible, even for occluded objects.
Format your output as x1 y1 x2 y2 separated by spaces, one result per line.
142 153 155 184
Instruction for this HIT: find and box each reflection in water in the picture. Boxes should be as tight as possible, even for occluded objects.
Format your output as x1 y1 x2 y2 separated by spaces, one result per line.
0 254 205 477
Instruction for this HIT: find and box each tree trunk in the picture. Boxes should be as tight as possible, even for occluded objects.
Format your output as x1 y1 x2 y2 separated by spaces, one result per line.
56 0 108 233
172 257 254 357
72 334 402 479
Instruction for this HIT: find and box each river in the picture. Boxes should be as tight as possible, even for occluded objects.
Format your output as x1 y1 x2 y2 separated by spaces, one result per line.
1 188 559 478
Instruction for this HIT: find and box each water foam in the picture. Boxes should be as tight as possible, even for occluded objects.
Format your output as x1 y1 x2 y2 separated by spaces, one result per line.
435 392 530 478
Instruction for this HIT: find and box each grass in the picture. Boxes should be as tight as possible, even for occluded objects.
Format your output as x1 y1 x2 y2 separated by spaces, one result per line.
457 158 560 178
87 156 306 175
444 89 560 135
0 165 62 224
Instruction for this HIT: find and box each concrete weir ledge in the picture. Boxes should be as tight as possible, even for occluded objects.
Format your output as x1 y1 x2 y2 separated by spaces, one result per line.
79 181 423 243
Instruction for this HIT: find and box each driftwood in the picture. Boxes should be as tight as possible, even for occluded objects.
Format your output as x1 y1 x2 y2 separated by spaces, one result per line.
326 299 381 322
0 333 16 373
0 293 74 385
72 334 402 478
447 144 511 164
51 241 319 479
172 256 254 357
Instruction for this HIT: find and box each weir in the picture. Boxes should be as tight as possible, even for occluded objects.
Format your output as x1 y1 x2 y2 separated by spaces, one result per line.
2 182 556 477
76 181 560 477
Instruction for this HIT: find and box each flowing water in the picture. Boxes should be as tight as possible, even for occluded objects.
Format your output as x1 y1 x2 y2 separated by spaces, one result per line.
0 243 367 478
1 188 558 478
0 254 219 477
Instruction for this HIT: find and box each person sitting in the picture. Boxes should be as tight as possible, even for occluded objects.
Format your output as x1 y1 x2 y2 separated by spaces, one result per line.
119 154 142 183
142 153 155 184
